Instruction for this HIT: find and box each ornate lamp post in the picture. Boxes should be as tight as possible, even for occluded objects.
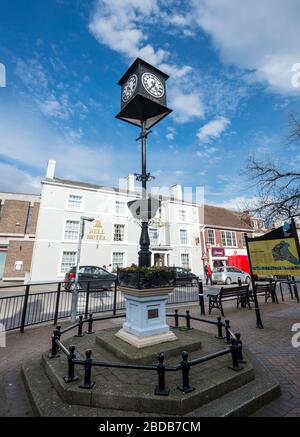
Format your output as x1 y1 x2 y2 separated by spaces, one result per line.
116 58 172 267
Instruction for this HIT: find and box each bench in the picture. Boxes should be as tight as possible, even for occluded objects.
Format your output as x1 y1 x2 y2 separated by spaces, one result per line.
250 282 278 304
208 284 250 316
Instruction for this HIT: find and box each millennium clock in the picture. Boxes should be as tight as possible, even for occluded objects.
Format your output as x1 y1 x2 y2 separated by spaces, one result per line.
116 57 172 129
122 74 137 102
142 72 164 98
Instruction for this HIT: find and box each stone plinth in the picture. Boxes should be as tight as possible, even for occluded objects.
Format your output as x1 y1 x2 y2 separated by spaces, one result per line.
117 286 177 347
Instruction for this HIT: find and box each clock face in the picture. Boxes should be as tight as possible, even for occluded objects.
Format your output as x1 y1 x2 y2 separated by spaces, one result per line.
122 74 137 102
142 72 164 98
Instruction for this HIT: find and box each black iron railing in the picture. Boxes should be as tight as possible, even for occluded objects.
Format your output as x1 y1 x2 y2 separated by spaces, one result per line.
49 311 245 395
0 279 203 332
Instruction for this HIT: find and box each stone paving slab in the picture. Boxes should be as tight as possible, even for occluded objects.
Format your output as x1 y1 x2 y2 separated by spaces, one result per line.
95 326 203 364
41 327 255 415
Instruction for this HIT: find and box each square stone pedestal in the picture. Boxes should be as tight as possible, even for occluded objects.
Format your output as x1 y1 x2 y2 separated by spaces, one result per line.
116 286 177 348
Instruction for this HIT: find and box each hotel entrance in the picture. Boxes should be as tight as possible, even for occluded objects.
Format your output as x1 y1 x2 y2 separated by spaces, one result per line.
153 252 171 267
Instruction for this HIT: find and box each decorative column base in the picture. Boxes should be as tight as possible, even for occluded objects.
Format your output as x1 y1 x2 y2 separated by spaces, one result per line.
116 286 177 349
116 329 177 349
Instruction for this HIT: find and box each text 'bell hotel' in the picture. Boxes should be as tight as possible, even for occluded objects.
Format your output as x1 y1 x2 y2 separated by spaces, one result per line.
0 161 265 283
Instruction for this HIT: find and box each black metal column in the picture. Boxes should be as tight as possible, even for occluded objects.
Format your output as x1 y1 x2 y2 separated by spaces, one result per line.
138 120 151 267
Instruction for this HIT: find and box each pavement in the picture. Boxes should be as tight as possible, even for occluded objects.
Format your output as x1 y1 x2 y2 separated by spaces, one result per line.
0 287 300 417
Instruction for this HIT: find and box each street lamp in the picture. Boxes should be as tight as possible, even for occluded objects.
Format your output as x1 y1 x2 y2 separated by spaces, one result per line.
70 216 94 322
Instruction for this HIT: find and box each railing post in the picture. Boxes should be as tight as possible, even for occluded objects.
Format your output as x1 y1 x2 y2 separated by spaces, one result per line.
76 315 84 337
174 309 179 328
79 349 95 389
224 319 231 344
86 313 94 334
177 351 195 393
215 316 224 339
54 282 62 326
198 279 205 315
48 326 61 359
238 278 242 287
155 353 169 396
292 276 299 303
186 310 191 329
229 339 243 371
113 279 117 316
20 284 30 333
64 345 79 383
235 332 247 363
84 282 90 320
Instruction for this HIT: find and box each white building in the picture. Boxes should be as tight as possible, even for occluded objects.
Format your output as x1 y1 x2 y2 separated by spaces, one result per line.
30 161 203 282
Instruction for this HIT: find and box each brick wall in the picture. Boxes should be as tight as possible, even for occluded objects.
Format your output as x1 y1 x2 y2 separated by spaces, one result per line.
27 202 40 234
0 200 30 234
3 240 34 279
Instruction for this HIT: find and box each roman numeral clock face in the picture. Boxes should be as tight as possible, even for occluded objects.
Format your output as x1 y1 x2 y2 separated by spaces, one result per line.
122 74 137 102
142 72 164 98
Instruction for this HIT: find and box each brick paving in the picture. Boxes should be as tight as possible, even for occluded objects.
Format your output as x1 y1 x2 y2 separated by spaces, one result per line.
0 292 300 417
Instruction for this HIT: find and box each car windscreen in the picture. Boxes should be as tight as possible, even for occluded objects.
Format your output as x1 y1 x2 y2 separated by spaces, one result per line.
213 268 224 272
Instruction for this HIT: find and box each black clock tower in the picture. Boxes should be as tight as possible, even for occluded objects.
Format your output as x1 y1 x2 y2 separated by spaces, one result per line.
116 58 172 267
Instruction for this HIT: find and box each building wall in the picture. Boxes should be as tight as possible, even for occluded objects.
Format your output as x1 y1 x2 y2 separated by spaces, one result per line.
3 240 34 279
0 193 40 281
0 200 30 235
30 180 203 282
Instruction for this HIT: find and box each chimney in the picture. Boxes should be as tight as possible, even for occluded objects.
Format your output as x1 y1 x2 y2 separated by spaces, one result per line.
126 174 135 192
170 184 182 200
46 160 56 179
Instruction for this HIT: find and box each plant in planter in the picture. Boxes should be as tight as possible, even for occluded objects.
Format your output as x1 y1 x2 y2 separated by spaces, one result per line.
117 264 175 289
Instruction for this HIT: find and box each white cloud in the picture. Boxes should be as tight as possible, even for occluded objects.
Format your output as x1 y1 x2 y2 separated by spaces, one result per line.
0 162 41 193
197 116 230 143
191 0 300 94
89 0 167 66
170 89 204 123
207 196 259 212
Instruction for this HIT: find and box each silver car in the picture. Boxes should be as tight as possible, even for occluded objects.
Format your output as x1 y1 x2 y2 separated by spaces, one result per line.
212 266 251 285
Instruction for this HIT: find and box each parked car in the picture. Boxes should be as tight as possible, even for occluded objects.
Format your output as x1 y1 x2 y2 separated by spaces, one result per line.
172 267 199 286
64 265 116 291
212 266 251 285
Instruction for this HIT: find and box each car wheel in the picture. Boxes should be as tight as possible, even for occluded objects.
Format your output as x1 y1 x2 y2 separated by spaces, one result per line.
245 276 251 285
225 277 231 285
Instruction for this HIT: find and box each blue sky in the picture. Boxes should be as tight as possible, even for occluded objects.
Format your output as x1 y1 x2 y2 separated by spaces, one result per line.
0 0 299 208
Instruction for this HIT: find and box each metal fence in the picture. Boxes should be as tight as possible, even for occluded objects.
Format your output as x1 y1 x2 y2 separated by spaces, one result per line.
0 279 200 332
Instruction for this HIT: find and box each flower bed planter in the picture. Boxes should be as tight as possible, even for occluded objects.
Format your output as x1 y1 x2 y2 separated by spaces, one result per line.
118 269 175 289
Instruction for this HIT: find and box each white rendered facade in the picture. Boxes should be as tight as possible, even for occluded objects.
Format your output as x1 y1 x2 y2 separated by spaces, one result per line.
30 165 203 282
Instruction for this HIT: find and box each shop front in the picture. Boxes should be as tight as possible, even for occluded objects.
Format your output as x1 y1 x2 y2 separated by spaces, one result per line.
210 247 227 268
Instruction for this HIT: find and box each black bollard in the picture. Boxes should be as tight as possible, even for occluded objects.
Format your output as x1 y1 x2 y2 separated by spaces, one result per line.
86 313 94 334
76 315 84 337
177 351 195 393
198 279 205 315
64 345 79 383
235 333 247 364
229 339 243 371
174 309 179 328
215 316 224 339
154 353 169 396
224 320 231 344
48 326 61 358
238 278 242 287
186 310 191 329
79 350 95 389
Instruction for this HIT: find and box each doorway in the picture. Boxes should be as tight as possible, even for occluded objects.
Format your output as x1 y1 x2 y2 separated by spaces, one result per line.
154 253 165 267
